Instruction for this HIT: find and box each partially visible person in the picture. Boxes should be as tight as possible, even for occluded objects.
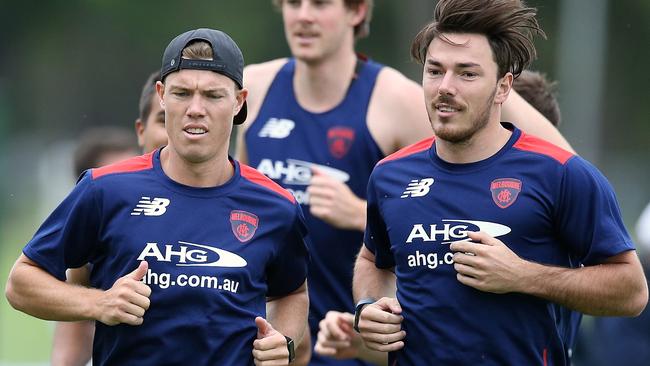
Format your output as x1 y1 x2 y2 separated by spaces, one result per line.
575 203 650 366
513 69 561 126
240 1 573 365
513 69 587 360
50 126 139 366
7 28 309 365
51 71 170 366
352 1 647 365
637 202 650 247
134 70 169 153
72 126 139 178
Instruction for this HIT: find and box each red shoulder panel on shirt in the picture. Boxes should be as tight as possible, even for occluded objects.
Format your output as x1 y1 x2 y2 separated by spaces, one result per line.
378 137 435 165
91 152 154 179
513 133 574 164
240 164 296 204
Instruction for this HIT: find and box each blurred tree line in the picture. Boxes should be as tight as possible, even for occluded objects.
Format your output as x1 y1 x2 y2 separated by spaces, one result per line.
0 0 648 363
0 0 648 158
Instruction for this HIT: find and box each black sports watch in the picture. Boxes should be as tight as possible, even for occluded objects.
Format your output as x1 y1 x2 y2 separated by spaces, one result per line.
353 298 376 333
285 335 295 363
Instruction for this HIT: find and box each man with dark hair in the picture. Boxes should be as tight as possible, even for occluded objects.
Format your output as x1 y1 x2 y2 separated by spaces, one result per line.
134 71 168 153
314 68 567 364
239 1 572 364
352 1 647 365
7 28 309 365
513 69 561 126
73 126 140 178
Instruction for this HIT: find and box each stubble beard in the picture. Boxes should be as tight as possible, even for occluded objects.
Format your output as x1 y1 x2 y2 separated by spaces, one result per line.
430 87 497 144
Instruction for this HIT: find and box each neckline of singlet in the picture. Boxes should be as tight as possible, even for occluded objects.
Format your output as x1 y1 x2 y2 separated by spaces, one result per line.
288 55 368 117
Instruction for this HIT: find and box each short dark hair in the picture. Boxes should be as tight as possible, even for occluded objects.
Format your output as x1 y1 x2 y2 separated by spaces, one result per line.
73 126 138 177
138 71 161 123
513 70 561 126
272 0 373 39
410 0 545 79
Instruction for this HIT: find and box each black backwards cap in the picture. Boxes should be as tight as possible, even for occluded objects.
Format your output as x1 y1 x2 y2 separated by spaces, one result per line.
161 28 247 125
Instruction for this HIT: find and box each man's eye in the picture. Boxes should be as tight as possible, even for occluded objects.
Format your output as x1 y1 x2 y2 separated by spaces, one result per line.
314 0 330 7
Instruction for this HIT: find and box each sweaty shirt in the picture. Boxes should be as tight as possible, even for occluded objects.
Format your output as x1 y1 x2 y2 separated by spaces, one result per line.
364 124 635 366
24 148 310 365
245 58 384 365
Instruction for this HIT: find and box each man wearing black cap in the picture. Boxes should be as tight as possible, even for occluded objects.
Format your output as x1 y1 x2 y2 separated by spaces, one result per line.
6 28 309 365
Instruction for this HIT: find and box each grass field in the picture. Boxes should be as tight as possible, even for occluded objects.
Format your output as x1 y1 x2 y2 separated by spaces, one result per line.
0 211 52 364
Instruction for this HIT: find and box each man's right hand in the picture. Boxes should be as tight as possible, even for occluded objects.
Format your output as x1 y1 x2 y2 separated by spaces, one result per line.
94 261 151 326
307 169 367 231
356 297 405 352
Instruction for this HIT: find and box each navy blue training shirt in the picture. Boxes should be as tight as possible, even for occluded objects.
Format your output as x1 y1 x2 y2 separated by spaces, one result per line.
24 149 310 365
364 124 635 366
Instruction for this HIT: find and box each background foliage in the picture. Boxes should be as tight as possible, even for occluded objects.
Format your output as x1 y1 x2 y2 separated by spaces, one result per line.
0 1 648 364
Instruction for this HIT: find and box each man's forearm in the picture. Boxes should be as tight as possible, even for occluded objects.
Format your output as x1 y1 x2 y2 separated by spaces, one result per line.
6 255 101 321
353 199 367 232
51 321 94 366
266 281 309 343
353 246 396 302
518 250 648 316
357 343 388 366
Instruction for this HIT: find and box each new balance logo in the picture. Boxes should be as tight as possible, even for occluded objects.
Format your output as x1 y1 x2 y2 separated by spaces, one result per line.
131 197 170 216
401 178 434 198
258 118 295 139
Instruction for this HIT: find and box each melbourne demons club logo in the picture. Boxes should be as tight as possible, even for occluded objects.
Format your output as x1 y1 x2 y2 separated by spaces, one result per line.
327 127 355 158
490 178 522 209
230 210 259 242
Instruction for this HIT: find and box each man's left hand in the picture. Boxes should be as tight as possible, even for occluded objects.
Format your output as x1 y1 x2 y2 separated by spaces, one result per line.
450 231 529 294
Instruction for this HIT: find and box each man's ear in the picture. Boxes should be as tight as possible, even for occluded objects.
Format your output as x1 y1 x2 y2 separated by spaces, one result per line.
235 88 249 115
134 119 145 149
348 2 368 30
495 72 513 104
155 81 165 108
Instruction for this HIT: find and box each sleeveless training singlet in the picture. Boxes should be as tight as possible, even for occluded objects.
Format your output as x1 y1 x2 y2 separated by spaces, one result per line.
245 58 384 366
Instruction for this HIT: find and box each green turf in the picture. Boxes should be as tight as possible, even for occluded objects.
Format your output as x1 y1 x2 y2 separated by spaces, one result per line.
0 213 52 364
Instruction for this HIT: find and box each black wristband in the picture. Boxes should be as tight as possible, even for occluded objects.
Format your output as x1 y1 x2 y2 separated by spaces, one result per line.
284 335 295 363
353 298 376 333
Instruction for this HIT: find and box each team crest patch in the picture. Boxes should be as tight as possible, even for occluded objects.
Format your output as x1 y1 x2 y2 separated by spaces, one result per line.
490 178 522 209
230 210 259 242
327 127 355 158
